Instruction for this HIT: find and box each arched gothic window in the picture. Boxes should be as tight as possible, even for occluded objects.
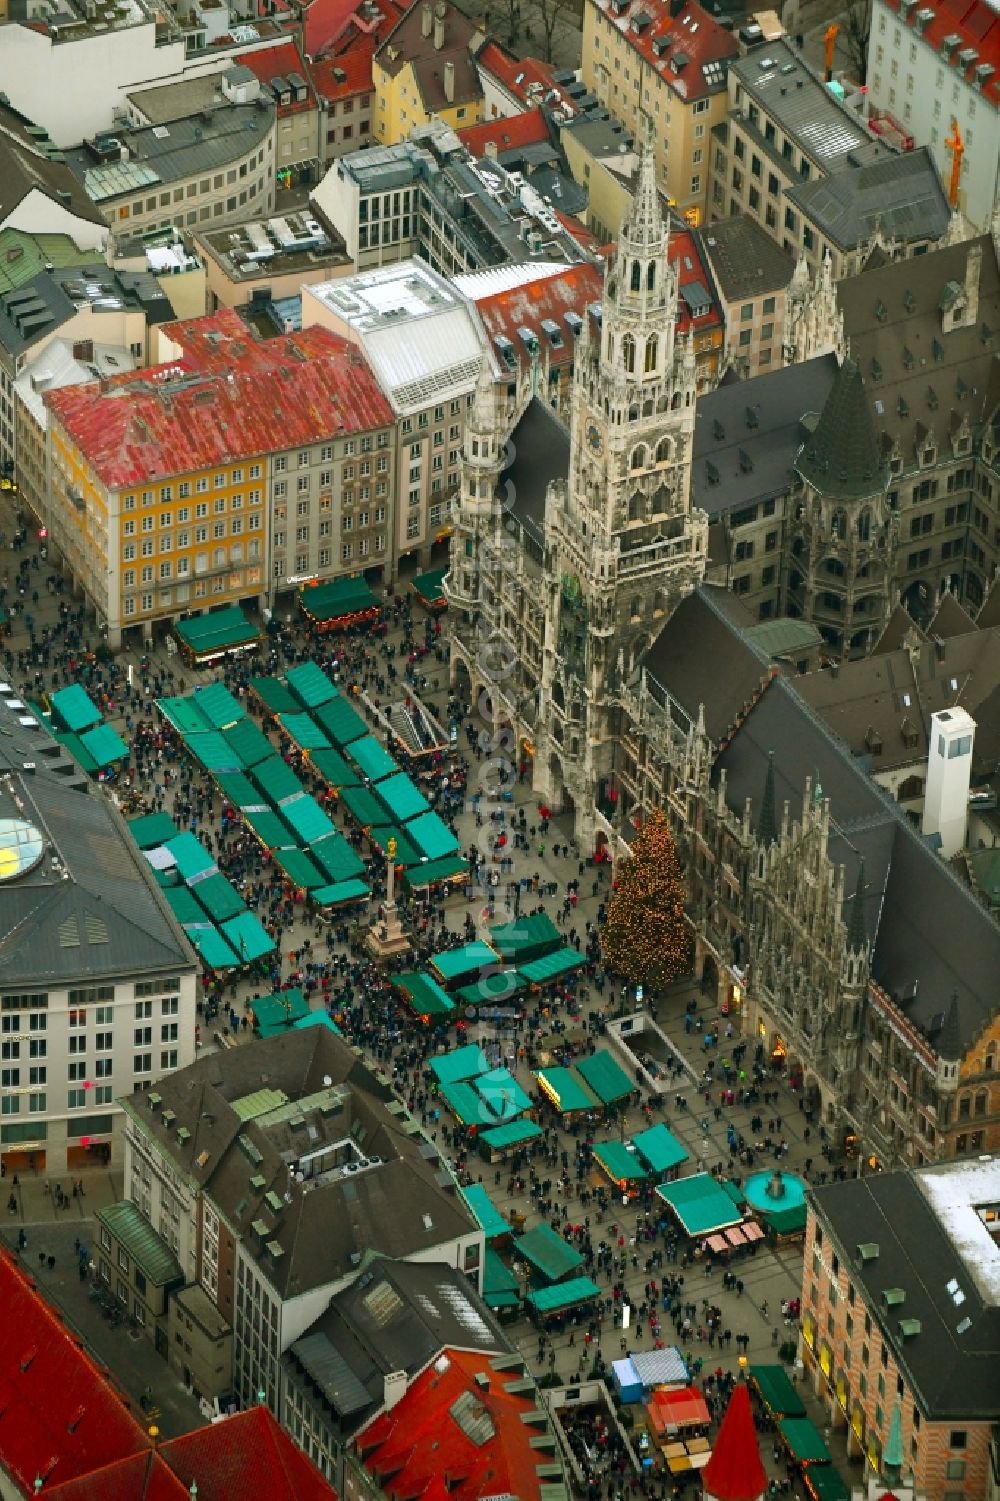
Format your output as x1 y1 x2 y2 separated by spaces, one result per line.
630 260 641 292
622 334 636 374
644 335 658 373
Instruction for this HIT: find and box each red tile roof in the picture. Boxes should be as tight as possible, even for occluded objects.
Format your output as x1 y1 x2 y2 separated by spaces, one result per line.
470 262 603 375
881 0 1000 107
555 210 608 259
589 0 739 102
668 224 724 335
0 1251 151 1495
357 1349 550 1501
44 1452 190 1501
304 0 407 58
236 41 318 115
309 42 378 105
158 1408 336 1501
701 1383 767 1501
46 321 394 490
456 106 552 156
475 40 561 107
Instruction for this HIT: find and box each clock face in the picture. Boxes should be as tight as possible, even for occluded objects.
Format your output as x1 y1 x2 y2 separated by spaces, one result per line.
586 421 604 456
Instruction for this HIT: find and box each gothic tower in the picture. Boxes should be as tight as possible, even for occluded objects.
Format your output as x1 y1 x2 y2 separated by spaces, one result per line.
533 130 708 842
790 358 896 657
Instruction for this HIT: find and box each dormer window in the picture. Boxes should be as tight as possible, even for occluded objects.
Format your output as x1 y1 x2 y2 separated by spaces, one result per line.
923 446 936 465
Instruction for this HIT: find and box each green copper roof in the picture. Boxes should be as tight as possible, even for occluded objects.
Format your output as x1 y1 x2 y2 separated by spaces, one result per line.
97 1200 183 1287
0 230 96 294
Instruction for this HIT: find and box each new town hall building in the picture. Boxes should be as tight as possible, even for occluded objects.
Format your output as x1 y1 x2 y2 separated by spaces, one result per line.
447 143 1000 1171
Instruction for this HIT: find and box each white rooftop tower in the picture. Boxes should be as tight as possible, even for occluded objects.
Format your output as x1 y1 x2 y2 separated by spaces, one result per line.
922 707 976 858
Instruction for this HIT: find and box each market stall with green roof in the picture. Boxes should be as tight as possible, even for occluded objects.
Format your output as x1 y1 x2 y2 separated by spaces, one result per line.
489 912 561 965
655 1173 745 1237
479 1118 543 1161
394 971 455 1021
49 683 101 734
526 1277 602 1321
576 1049 634 1106
299 575 381 630
174 604 261 663
312 696 367 748
518 946 585 988
251 987 311 1037
191 682 244 730
593 1140 649 1197
456 970 527 1009
460 1183 510 1241
430 1044 490 1086
429 940 499 988
631 1123 689 1178
401 853 470 892
410 566 448 611
534 1066 599 1117
347 734 400 783
749 1365 806 1419
249 676 300 716
285 660 341 710
483 1247 521 1312
515 1222 583 1284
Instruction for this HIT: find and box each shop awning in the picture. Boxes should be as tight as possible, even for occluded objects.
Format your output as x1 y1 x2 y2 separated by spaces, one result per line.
489 912 561 964
273 848 326 890
175 604 260 658
632 1123 689 1175
373 772 431 824
481 1118 542 1150
519 945 585 986
252 987 310 1034
439 1081 498 1127
348 734 399 783
192 682 244 730
286 661 340 710
779 1418 832 1466
164 832 215 882
156 696 211 736
534 1066 598 1114
429 940 498 985
406 810 460 861
311 878 370 907
461 1183 510 1240
309 832 365 884
249 676 300 715
310 747 361 789
50 683 101 733
299 575 380 624
395 971 454 1018
222 717 273 769
279 713 332 752
647 1386 711 1435
526 1277 601 1314
252 756 305 807
220 910 276 963
192 872 245 923
482 1247 521 1309
215 771 265 811
128 812 176 850
593 1141 648 1183
411 566 448 607
655 1173 744 1237
281 793 336 846
759 1201 808 1235
805 1465 850 1501
164 885 206 927
339 783 386 830
185 731 242 774
456 970 527 1008
576 1049 633 1105
750 1366 806 1419
516 1222 583 1282
430 1044 490 1086
313 696 367 747
243 808 294 851
401 854 469 889
185 924 239 970
77 723 128 768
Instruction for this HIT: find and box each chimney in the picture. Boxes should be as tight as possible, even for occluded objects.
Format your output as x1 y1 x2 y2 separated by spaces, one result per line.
383 1370 408 1409
922 707 975 858
484 139 498 160
421 1 432 36
443 58 455 101
433 0 446 48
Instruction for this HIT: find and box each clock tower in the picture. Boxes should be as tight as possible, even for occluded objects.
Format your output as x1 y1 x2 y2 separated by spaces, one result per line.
534 127 708 844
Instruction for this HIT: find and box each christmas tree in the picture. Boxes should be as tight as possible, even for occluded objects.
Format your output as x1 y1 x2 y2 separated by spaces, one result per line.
600 807 690 990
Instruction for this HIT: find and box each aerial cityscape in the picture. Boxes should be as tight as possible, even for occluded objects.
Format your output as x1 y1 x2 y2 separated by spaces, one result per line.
0 0 997 1495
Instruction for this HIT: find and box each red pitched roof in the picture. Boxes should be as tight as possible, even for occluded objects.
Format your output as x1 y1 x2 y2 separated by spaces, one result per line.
0 1251 150 1495
701 1383 767 1501
357 1349 550 1501
668 225 723 335
236 41 317 115
470 262 603 374
589 0 739 102
475 41 561 106
46 321 394 489
158 1408 335 1501
881 0 1000 107
44 1452 190 1501
457 106 551 156
309 42 377 105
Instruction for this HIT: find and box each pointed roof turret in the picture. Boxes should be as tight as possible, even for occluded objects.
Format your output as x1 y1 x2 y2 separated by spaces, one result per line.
847 859 868 951
756 751 777 846
883 1401 904 1475
620 114 666 255
937 992 963 1062
795 358 889 502
701 1383 767 1501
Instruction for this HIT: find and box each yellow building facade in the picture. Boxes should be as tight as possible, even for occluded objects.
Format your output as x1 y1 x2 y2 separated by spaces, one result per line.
372 0 484 146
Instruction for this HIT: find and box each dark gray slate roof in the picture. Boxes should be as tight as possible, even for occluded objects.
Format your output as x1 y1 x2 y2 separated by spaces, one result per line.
698 215 795 303
794 357 888 502
787 147 951 253
646 585 1000 1056
505 396 571 544
692 354 838 516
810 1167 1000 1420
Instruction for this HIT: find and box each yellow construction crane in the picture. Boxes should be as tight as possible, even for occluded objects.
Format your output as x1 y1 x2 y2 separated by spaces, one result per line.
945 116 964 207
823 23 840 82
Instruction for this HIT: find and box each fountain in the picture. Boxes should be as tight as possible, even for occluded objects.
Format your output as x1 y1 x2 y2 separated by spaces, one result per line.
742 1167 808 1233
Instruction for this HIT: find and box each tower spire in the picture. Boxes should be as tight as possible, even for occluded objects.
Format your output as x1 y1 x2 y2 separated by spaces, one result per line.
847 858 867 951
756 750 777 846
621 112 666 254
